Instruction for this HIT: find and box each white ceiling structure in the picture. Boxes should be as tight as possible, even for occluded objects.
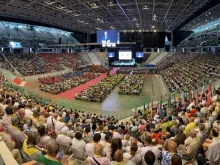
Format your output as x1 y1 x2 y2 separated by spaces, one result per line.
0 0 213 33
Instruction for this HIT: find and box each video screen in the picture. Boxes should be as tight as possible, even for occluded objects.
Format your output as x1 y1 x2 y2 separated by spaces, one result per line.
97 30 120 47
119 51 132 60
10 42 22 48
136 52 144 58
107 52 115 58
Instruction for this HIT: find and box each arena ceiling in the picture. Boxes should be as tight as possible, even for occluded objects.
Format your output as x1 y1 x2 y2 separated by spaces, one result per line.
0 0 215 33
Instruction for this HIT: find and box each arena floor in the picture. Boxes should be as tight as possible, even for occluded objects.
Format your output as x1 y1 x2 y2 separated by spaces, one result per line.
24 74 167 119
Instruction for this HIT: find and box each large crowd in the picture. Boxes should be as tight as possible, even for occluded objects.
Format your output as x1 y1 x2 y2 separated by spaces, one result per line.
3 53 88 76
157 53 220 93
75 74 124 102
116 68 157 75
0 71 219 165
119 75 144 95
39 72 100 94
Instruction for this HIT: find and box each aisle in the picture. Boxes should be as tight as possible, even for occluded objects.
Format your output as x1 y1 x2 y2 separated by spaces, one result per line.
58 68 118 100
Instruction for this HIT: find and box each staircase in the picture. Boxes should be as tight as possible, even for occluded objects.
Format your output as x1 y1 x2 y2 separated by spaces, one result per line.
145 52 161 64
94 52 108 66
149 52 169 65
87 52 101 65
1 54 22 76
79 53 93 65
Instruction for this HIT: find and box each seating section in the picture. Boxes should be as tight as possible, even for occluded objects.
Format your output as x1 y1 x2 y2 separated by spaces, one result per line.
39 72 99 94
40 53 88 70
75 74 124 102
77 65 108 73
179 25 220 47
119 75 144 95
158 53 220 93
116 67 157 74
3 53 88 76
6 54 49 76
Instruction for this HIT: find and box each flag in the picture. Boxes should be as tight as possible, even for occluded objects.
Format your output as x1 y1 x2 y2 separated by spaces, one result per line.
160 96 163 109
196 92 199 106
150 99 154 117
206 83 212 107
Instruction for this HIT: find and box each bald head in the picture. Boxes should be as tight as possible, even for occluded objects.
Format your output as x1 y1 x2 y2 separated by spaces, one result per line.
114 149 123 162
131 138 137 145
168 140 177 153
94 143 103 155
190 129 197 138
47 139 59 157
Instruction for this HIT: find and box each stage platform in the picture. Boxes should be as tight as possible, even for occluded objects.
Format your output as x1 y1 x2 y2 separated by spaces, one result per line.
111 61 137 67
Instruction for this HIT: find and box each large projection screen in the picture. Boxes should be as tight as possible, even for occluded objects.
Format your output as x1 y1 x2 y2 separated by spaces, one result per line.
119 51 132 60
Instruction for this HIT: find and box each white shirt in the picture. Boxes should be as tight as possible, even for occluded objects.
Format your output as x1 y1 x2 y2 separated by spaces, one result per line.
112 131 123 139
123 152 141 165
87 155 110 165
56 134 72 151
55 121 65 134
140 145 161 165
24 108 33 118
71 138 86 159
46 116 57 130
85 142 96 157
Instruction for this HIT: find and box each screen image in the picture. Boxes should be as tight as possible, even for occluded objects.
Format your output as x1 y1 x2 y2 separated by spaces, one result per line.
107 52 115 58
136 52 144 58
119 51 132 60
10 42 22 48
97 30 120 44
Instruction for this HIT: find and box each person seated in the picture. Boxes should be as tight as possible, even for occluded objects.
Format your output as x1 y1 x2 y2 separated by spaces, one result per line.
22 132 42 161
144 150 156 165
86 143 110 165
37 139 68 165
110 149 135 165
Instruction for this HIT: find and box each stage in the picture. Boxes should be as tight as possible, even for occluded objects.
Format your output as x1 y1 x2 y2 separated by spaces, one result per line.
111 60 137 67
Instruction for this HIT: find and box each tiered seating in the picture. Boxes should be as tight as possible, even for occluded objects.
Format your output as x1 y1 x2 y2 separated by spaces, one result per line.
179 25 220 47
6 54 52 76
116 67 157 74
0 54 13 72
39 72 99 94
0 69 220 165
158 53 220 93
76 65 108 73
119 75 144 95
75 74 124 102
40 53 88 70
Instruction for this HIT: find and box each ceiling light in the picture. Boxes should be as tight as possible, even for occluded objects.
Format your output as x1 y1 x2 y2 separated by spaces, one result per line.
209 12 211 14
44 0 56 5
89 2 98 8
152 25 155 29
73 13 80 16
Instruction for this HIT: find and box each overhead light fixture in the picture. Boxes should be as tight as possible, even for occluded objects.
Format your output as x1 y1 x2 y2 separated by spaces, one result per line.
152 25 155 29
143 5 149 10
73 13 80 16
44 0 56 5
89 2 98 8
95 18 104 23
109 1 113 6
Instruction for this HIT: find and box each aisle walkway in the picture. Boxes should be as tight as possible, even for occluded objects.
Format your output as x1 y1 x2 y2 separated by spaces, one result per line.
58 68 118 100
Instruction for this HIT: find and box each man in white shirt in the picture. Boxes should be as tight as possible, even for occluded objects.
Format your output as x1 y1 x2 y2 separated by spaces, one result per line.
46 114 57 130
123 139 141 165
55 117 66 134
112 128 123 139
86 143 110 165
140 134 160 165
85 133 101 157
56 127 72 154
